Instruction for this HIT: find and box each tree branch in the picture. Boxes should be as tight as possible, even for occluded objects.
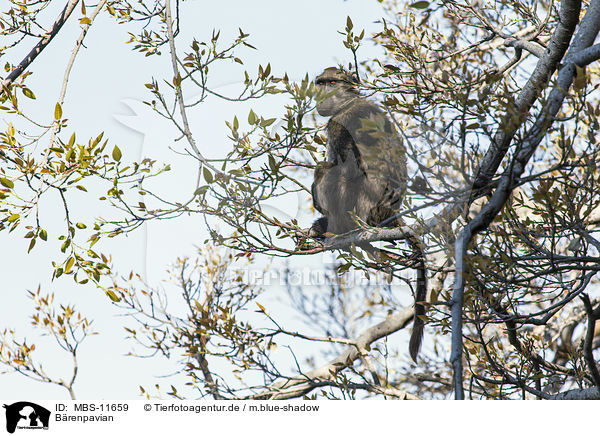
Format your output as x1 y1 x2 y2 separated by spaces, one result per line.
504 38 546 58
581 295 600 389
572 42 600 66
250 307 416 400
1 0 80 90
550 387 600 400
45 0 107 159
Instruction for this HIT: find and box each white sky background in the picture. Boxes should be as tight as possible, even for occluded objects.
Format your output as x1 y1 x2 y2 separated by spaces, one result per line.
0 0 402 399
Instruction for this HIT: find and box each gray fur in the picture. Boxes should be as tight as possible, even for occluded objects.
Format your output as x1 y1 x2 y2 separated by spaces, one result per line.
311 68 407 235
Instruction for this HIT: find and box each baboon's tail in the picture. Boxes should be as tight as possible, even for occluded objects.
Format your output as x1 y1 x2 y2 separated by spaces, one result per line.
362 229 428 362
408 245 427 362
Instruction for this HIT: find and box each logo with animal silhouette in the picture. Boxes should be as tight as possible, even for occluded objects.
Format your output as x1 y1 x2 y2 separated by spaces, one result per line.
3 402 50 433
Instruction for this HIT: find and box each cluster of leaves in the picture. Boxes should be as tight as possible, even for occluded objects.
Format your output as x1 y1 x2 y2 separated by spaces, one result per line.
0 287 96 399
112 247 271 399
0 92 165 295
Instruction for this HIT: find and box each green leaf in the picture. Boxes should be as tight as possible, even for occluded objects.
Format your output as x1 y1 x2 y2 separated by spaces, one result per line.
55 102 63 120
268 155 278 173
65 257 75 273
91 132 104 147
7 213 19 222
574 65 587 90
76 222 87 229
89 235 100 247
409 1 430 8
173 73 182 87
337 263 352 273
112 145 122 161
194 186 209 196
40 229 48 241
61 238 71 253
203 167 213 183
0 177 14 189
248 109 256 125
27 238 36 253
22 88 36 99
348 244 364 260
106 289 121 302
346 16 353 30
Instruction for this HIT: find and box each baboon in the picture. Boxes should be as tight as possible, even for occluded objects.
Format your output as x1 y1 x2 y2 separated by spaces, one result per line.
310 67 426 361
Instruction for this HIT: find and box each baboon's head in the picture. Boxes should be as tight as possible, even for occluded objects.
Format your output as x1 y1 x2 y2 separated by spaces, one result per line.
314 67 358 117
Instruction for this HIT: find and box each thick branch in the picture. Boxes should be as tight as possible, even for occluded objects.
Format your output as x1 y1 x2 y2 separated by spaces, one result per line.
581 295 600 389
572 42 600 66
551 387 600 400
297 199 463 254
504 38 546 58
